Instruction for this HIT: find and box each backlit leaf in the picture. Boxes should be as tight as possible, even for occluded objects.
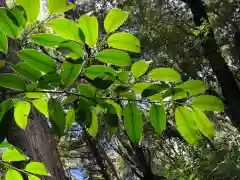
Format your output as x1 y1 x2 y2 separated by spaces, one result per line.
148 68 181 82
0 30 8 53
48 0 76 14
2 147 28 162
149 104 166 135
84 65 116 80
190 95 224 112
131 60 150 78
57 41 84 59
0 74 26 90
33 99 49 116
87 110 98 137
13 62 42 82
107 32 140 53
60 62 82 86
142 84 169 98
175 107 200 144
10 5 27 28
30 33 66 47
96 49 131 66
18 49 57 73
48 18 84 43
78 15 98 47
66 108 75 130
14 101 31 129
0 8 20 38
191 108 214 138
5 169 23 180
78 84 96 98
25 162 49 176
176 80 208 96
16 0 40 24
118 71 129 83
48 99 66 137
104 8 129 33
123 103 142 144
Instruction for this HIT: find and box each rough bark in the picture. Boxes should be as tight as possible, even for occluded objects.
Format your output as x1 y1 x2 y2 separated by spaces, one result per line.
181 0 240 129
7 110 68 180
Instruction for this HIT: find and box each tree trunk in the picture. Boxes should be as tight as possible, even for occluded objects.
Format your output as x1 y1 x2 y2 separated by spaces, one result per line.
7 110 68 180
0 1 68 179
180 0 240 129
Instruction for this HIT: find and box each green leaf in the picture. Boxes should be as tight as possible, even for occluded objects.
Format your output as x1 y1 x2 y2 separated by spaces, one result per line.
118 71 129 83
48 0 76 14
85 65 116 80
131 83 151 94
48 99 66 137
190 95 224 112
142 84 169 97
63 95 78 105
26 83 38 91
25 92 47 99
30 33 66 47
104 8 129 33
175 107 200 144
0 8 21 38
0 141 10 148
78 84 96 98
2 147 28 162
121 92 136 100
96 49 131 66
0 99 13 122
33 99 49 116
48 18 84 43
0 74 26 90
60 62 82 86
176 80 208 96
131 60 150 78
25 162 48 176
28 175 40 180
123 103 143 144
16 0 40 24
18 49 57 73
5 169 23 180
0 60 5 68
10 5 27 28
57 41 84 59
87 110 98 137
13 62 42 82
107 32 140 53
38 72 61 88
14 101 31 129
66 108 75 130
105 100 122 118
78 15 98 47
0 30 8 53
149 104 166 135
191 108 214 138
148 68 181 82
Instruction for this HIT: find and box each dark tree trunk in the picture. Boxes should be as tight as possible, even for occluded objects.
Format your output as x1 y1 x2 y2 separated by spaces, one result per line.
180 0 240 129
7 110 68 180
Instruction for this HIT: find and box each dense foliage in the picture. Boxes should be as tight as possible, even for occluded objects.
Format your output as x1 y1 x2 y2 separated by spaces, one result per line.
0 0 240 179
